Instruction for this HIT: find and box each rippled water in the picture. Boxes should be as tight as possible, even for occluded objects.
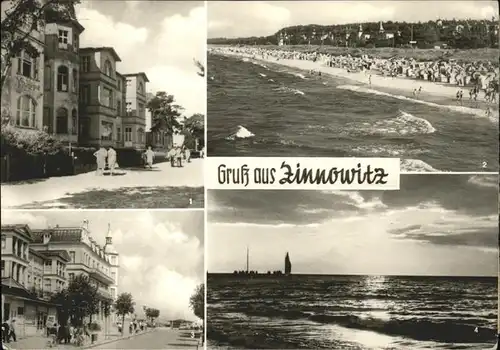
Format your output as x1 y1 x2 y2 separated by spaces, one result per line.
207 274 498 349
207 53 499 172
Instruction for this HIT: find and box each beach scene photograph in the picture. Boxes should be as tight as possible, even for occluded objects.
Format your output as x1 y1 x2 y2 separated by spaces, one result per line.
207 1 499 172
206 174 499 349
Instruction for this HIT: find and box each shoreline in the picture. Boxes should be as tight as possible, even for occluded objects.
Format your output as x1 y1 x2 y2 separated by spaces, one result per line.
210 50 499 120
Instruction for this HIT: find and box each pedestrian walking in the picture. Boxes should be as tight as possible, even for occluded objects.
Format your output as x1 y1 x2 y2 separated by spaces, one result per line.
107 147 117 176
144 147 155 169
184 146 191 163
8 319 16 342
2 321 9 343
93 147 107 175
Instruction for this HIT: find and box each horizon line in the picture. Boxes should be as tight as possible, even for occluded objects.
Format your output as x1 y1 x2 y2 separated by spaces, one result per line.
207 272 498 278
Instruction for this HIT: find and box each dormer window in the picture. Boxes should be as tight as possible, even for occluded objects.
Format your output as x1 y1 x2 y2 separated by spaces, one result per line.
58 29 68 49
73 34 78 52
43 232 51 244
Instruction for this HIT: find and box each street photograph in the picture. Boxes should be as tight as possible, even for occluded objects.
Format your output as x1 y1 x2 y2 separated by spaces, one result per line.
1 0 206 209
1 210 204 349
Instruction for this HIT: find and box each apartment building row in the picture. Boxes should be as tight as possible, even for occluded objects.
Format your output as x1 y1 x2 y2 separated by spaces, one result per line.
2 3 151 150
1 220 119 337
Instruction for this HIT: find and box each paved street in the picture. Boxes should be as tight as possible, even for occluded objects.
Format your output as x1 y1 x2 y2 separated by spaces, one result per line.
1 159 203 209
91 328 201 349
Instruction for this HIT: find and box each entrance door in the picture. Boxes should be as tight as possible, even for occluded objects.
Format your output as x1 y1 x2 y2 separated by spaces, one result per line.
3 302 10 322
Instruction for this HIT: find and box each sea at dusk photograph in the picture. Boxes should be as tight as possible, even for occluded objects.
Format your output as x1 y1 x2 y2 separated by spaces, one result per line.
206 174 499 349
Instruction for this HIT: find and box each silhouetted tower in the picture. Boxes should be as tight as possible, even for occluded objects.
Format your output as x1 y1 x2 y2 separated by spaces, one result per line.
284 252 292 275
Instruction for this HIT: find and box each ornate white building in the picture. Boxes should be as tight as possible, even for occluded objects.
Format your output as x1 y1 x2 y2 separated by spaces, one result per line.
103 224 119 324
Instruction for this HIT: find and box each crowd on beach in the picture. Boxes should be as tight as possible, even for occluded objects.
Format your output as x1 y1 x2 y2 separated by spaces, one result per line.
92 144 204 175
210 46 499 107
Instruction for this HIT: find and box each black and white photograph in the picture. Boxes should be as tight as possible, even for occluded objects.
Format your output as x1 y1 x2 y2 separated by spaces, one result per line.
1 210 204 349
1 0 206 209
207 174 499 349
207 1 499 172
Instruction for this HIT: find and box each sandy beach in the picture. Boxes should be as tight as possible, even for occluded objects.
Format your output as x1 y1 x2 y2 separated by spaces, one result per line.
214 49 499 122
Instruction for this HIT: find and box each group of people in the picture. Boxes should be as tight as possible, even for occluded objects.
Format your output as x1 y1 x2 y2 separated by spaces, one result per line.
1 319 16 343
93 146 156 175
212 46 499 106
117 319 148 334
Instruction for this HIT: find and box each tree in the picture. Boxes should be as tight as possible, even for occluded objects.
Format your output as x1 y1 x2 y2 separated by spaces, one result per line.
193 58 204 77
189 283 204 322
49 274 100 327
146 91 183 134
1 0 80 91
145 307 160 323
115 292 135 335
182 113 204 150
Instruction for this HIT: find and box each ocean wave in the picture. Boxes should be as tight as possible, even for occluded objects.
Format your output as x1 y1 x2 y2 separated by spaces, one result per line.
239 308 495 344
337 84 499 123
225 125 255 141
345 110 436 137
351 144 430 157
401 159 440 172
273 86 305 96
258 73 267 77
292 72 307 79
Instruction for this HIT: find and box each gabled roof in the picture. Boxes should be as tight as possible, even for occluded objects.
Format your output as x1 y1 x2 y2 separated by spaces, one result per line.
79 47 122 62
38 249 71 262
123 72 150 82
1 224 33 242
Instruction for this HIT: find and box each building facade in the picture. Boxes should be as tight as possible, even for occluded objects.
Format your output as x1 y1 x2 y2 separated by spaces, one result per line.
1 220 120 337
1 225 60 338
3 3 150 151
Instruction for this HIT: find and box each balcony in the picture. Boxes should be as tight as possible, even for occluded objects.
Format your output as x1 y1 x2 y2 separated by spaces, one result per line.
97 286 112 300
89 268 114 285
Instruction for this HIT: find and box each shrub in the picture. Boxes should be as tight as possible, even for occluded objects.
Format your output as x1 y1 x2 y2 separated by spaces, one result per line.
1 124 63 156
88 322 101 332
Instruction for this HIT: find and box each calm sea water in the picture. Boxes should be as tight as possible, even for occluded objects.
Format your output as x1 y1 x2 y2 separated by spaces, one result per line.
207 274 498 349
207 54 499 172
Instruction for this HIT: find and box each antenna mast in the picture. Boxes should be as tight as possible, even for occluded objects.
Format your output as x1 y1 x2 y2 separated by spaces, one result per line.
246 246 249 273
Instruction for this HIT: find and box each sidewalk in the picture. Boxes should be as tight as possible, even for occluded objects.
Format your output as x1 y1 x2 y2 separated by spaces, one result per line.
7 329 155 349
1 159 204 208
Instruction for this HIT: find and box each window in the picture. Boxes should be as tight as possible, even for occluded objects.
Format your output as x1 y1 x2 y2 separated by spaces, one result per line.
138 103 144 118
73 34 78 52
126 79 131 87
126 102 132 115
44 65 51 90
80 56 90 72
69 251 75 263
71 109 77 135
1 235 5 249
80 85 90 104
101 121 113 141
56 107 68 134
104 60 113 77
117 100 122 115
138 128 144 143
125 127 132 142
17 51 37 79
58 29 68 47
138 82 144 93
69 273 74 281
57 65 69 92
16 95 36 128
111 272 116 282
72 69 78 93
117 127 121 142
44 261 51 266
17 307 24 316
102 87 113 108
117 79 121 91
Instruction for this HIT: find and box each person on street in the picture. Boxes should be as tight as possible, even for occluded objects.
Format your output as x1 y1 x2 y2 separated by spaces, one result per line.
2 321 9 343
184 146 191 163
144 147 155 169
107 147 117 176
93 147 107 175
8 319 16 342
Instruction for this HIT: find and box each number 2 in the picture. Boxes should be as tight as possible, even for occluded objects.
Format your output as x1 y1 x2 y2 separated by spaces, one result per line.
482 161 487 169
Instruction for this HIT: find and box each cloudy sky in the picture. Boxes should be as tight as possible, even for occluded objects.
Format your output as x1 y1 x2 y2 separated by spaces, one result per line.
76 0 205 115
208 174 498 277
1 210 204 321
208 1 499 38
